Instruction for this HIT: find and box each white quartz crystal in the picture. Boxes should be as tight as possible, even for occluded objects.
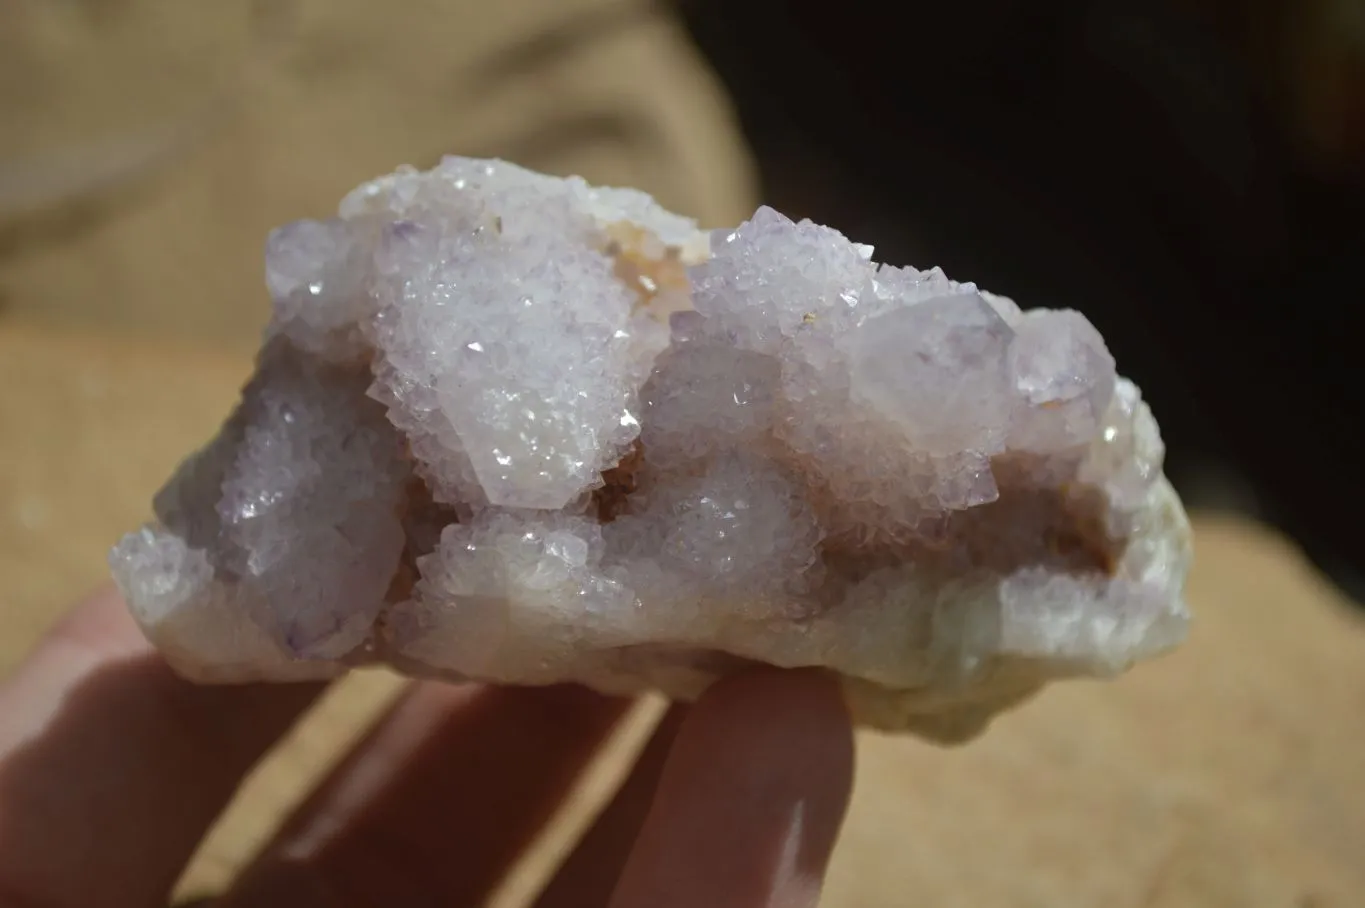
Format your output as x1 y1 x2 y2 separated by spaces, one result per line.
110 157 1193 741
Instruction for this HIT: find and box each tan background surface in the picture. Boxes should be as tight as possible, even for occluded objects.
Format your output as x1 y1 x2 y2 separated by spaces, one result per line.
2 2 1363 905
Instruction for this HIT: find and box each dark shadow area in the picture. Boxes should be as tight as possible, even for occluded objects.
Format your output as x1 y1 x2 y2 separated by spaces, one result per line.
677 0 1365 599
0 644 632 905
0 652 320 907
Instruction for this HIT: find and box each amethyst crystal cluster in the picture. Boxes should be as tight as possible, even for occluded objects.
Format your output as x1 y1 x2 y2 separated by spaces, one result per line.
111 158 1191 741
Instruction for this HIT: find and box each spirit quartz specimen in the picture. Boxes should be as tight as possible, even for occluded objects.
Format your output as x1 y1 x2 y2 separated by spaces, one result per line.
110 157 1192 742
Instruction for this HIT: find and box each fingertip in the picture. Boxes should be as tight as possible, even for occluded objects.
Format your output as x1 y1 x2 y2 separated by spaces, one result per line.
692 667 853 744
534 703 689 908
609 668 855 908
686 666 856 812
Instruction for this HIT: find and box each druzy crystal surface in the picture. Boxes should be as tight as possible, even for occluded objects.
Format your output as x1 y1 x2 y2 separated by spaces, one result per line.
110 157 1192 741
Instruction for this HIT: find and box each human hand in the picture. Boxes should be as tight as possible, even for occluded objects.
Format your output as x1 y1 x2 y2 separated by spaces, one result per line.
0 587 855 907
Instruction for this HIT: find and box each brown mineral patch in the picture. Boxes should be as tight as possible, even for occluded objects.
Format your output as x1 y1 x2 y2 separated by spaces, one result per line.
385 473 459 603
1051 486 1120 574
593 439 645 523
945 483 1120 576
603 221 690 314
818 477 1122 585
384 557 419 604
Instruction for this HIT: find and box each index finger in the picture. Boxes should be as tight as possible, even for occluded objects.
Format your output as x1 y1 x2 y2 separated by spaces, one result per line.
0 587 322 908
